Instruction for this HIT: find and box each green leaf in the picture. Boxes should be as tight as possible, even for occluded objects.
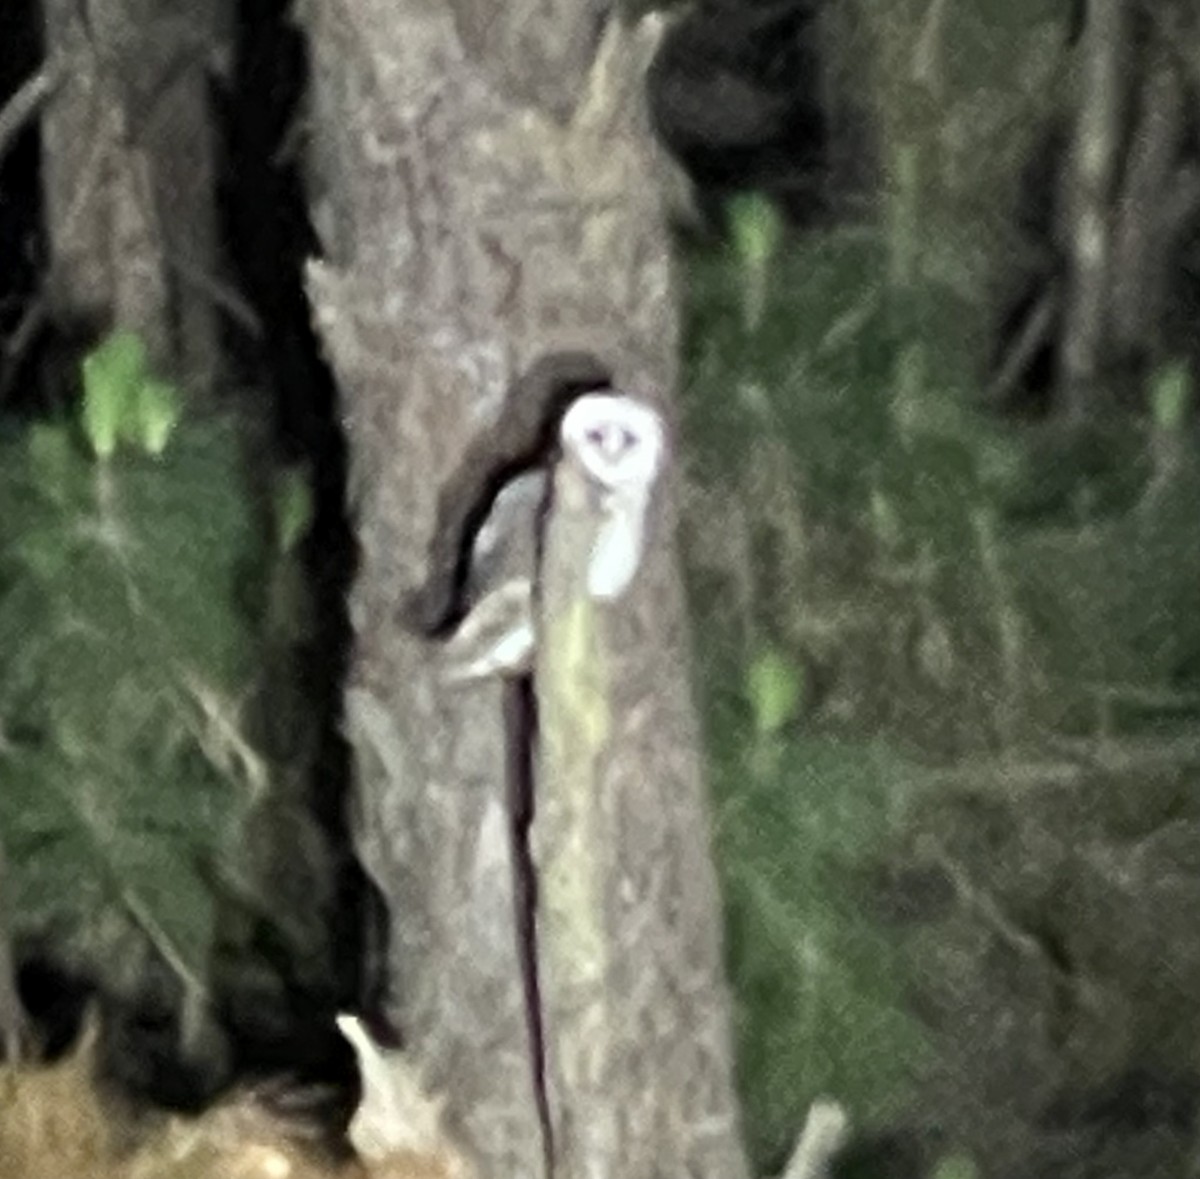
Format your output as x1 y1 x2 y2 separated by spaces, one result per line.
929 1153 981 1179
80 331 147 459
26 423 78 505
745 646 804 736
273 465 314 555
1150 359 1192 432
728 193 784 273
136 378 183 456
869 486 904 550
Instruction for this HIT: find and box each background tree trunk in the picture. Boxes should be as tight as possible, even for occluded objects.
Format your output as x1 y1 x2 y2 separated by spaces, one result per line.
298 1 748 1177
40 0 227 391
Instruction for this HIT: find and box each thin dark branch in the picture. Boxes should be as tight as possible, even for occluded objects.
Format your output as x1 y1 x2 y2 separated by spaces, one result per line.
985 278 1061 408
165 249 265 341
0 296 48 405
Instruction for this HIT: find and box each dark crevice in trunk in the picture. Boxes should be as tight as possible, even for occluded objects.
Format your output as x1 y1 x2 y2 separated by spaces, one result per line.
506 676 555 1178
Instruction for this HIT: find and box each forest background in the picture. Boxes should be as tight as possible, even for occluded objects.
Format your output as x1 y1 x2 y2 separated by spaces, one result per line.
1 1 1199 1178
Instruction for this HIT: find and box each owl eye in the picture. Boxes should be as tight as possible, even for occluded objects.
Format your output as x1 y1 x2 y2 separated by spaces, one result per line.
586 422 637 460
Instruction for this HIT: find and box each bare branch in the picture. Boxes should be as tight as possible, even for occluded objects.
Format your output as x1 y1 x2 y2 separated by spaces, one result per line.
0 57 64 167
779 1101 851 1179
984 278 1060 407
1058 0 1132 413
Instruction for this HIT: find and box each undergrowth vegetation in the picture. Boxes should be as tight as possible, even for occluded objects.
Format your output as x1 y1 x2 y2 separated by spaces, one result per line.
668 2 1200 1169
2 2 1200 1176
679 196 1200 1178
0 332 335 1082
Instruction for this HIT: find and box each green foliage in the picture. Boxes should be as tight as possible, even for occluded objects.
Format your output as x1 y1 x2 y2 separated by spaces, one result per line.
682 227 894 487
137 379 184 456
707 706 928 1172
1013 471 1200 731
81 331 143 457
675 3 1200 1174
272 465 315 556
1150 359 1192 432
0 334 325 1026
680 162 1200 1178
744 646 804 739
80 331 182 459
681 220 1014 1168
728 193 785 333
929 1154 980 1179
682 200 1200 748
729 193 785 275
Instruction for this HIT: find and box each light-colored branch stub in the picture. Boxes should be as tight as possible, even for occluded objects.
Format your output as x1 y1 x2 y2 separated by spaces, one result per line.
337 1014 473 1179
533 391 747 1179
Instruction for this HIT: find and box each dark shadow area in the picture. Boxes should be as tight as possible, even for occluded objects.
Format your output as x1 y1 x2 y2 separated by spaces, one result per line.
647 0 836 233
214 0 366 1090
0 0 47 412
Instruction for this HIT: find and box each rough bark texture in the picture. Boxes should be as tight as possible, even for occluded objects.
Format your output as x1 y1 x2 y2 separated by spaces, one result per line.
40 0 226 390
299 2 747 1177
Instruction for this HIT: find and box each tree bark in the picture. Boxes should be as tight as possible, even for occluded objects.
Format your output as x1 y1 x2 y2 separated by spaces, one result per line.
299 2 747 1177
534 399 746 1179
40 0 227 391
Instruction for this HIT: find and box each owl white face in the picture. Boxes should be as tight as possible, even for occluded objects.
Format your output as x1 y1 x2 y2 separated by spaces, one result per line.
560 393 665 495
560 393 666 600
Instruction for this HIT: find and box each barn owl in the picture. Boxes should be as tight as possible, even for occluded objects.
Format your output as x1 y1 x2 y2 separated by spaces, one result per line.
440 393 666 683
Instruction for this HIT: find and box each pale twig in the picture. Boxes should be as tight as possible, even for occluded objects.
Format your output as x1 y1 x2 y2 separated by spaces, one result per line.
1058 0 1131 411
0 56 64 167
779 1100 851 1179
118 883 207 997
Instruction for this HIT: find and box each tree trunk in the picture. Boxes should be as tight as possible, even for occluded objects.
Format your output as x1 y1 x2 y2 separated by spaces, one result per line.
1107 30 1190 364
1057 0 1130 414
299 2 748 1177
1058 3 1199 409
40 0 227 391
534 395 746 1179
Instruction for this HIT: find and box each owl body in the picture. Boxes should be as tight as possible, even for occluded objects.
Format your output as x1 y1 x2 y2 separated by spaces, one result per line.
439 394 665 684
439 472 544 683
